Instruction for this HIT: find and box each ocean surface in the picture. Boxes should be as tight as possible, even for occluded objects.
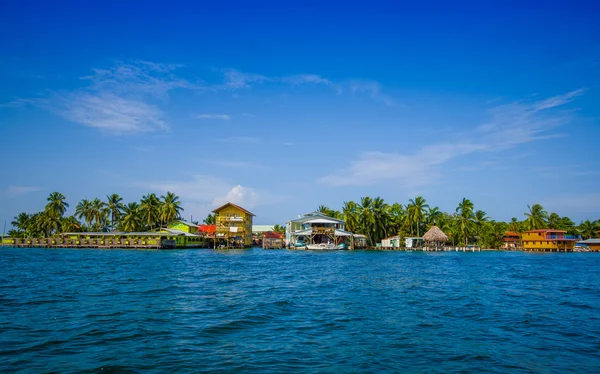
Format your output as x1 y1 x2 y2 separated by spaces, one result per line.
1 248 599 373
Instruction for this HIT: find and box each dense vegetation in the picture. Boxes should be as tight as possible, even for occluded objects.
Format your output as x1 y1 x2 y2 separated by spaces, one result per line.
7 193 599 249
315 197 599 249
8 192 184 238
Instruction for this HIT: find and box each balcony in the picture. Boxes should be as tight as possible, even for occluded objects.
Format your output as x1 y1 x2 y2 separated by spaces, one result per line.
546 235 579 240
312 227 334 235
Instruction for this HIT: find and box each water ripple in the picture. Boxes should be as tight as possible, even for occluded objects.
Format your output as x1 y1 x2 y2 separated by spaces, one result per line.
1 248 599 372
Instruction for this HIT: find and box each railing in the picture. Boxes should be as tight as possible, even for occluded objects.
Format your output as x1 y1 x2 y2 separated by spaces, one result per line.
312 227 334 235
546 235 579 240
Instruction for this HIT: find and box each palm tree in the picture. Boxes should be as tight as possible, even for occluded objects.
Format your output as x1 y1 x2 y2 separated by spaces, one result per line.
524 204 548 230
120 202 142 232
578 220 598 239
11 213 31 235
61 216 81 233
358 197 376 246
90 198 108 231
548 213 561 229
160 192 183 225
140 193 160 230
45 192 69 219
406 196 429 236
342 201 360 234
106 194 125 230
407 196 429 236
371 197 389 244
473 209 489 243
508 217 522 233
456 198 475 245
387 203 406 237
426 206 443 227
203 214 215 225
75 199 93 230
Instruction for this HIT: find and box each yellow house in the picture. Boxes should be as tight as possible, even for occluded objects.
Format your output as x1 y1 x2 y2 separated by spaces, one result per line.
522 229 577 251
213 202 255 248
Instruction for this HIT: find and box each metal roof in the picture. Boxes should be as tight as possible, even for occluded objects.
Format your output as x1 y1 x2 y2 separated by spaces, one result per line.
212 202 256 216
252 225 276 233
577 239 600 244
172 220 199 228
61 232 182 237
287 212 344 225
163 228 200 237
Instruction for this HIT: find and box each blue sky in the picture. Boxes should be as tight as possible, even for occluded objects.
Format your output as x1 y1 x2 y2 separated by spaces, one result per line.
1 0 599 228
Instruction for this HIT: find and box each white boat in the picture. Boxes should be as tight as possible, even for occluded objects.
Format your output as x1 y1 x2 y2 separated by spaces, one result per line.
306 243 337 250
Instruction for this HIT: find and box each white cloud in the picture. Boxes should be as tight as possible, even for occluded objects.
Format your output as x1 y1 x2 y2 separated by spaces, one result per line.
54 92 167 134
212 185 260 209
206 160 267 169
196 113 231 120
141 174 269 221
5 186 42 196
12 61 197 135
320 89 585 187
213 69 392 104
345 79 394 106
217 136 260 144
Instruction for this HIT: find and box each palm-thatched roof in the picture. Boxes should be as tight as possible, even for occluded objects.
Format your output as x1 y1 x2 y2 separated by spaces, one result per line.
423 226 448 243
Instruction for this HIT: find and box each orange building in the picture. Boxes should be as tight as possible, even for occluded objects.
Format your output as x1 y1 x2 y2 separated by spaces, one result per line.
522 229 578 252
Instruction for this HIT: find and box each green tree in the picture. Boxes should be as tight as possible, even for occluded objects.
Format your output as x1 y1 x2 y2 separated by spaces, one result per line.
203 213 216 225
45 192 69 219
524 204 548 230
61 216 81 232
11 213 31 236
342 201 360 234
140 193 160 230
106 194 125 230
90 198 108 231
75 199 93 230
578 219 598 239
120 202 142 232
160 192 183 225
456 198 475 245
407 196 429 237
273 224 286 235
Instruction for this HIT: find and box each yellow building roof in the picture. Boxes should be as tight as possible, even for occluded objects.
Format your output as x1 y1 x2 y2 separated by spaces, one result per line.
212 202 255 216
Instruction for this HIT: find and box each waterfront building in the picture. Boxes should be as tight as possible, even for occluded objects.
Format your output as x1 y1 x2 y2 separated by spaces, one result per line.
165 220 200 234
521 229 578 251
213 202 255 248
381 236 401 249
262 231 285 249
405 237 423 248
502 231 521 249
286 211 356 249
576 238 600 251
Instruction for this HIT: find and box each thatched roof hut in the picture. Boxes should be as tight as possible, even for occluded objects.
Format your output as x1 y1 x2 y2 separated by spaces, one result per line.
423 226 448 243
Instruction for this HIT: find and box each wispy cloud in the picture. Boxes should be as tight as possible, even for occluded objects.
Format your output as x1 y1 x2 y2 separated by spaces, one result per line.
217 136 261 144
4 186 42 196
345 79 394 106
9 61 197 135
320 89 586 187
213 68 392 105
196 113 231 120
206 160 267 169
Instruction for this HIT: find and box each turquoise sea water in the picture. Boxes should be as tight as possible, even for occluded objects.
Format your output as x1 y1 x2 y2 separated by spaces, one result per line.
1 248 599 373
